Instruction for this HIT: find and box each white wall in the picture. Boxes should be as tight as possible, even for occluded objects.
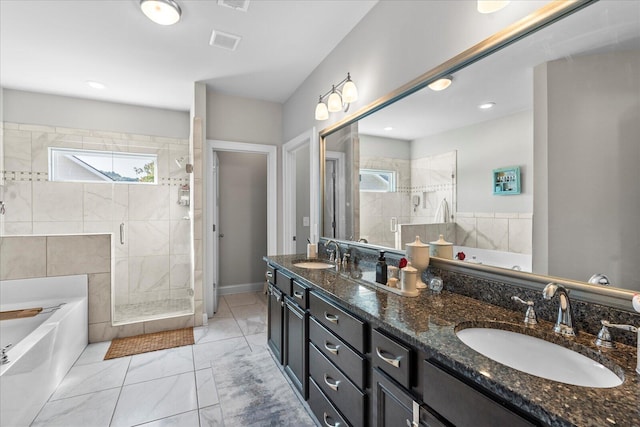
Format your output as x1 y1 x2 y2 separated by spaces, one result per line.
3 89 189 139
534 50 640 289
283 1 548 142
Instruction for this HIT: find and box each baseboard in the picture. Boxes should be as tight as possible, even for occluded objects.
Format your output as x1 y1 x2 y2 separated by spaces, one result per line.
218 282 265 295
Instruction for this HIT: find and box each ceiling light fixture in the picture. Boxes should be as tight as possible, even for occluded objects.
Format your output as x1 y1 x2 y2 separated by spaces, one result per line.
477 1 510 14
479 102 496 110
315 73 358 121
140 0 182 26
384 126 393 131
428 76 453 91
86 81 106 90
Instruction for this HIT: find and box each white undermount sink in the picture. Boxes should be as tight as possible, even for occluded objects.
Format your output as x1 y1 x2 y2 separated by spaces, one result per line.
293 261 335 270
456 327 623 388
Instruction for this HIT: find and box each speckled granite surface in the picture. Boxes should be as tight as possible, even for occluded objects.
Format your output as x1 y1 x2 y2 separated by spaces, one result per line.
265 254 640 427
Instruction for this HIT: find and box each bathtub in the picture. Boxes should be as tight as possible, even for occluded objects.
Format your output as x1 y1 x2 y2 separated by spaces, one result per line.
453 246 532 272
0 275 88 427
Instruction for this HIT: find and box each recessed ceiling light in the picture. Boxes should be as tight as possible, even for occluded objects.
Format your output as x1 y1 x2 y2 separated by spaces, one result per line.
86 81 106 90
384 126 393 131
479 102 496 110
477 1 510 14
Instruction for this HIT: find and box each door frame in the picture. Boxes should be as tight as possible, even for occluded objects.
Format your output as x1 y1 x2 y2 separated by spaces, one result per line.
204 139 277 317
282 128 319 254
325 150 346 239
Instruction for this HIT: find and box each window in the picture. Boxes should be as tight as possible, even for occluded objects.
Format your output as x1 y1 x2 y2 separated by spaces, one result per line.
360 169 396 192
49 148 157 184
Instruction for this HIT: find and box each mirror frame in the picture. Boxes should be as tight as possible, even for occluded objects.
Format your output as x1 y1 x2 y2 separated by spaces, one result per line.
318 0 638 312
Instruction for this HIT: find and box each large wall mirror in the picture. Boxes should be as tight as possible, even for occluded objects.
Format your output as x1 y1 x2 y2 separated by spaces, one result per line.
321 0 639 298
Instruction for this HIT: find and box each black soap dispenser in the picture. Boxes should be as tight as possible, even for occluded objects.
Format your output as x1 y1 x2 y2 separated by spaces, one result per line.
376 250 388 284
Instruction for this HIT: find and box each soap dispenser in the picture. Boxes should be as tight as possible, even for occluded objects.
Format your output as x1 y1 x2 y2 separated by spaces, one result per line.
376 251 388 284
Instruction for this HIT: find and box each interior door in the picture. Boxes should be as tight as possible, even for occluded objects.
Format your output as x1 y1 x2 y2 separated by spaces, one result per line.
211 150 220 314
324 159 337 238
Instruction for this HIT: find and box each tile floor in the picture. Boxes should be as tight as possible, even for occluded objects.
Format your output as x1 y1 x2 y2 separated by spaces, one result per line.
30 292 317 427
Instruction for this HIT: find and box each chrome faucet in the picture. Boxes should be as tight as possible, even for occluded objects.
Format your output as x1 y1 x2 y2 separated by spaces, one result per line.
542 283 576 337
324 239 341 264
595 320 639 375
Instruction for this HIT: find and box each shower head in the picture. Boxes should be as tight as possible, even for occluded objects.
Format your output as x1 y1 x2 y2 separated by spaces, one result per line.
175 156 186 168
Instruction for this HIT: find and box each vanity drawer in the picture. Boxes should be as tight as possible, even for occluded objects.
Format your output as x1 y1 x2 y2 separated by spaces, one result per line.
265 265 276 284
275 269 292 295
372 328 413 389
308 377 351 427
309 292 367 353
423 360 536 427
291 280 309 309
309 343 366 427
309 316 366 389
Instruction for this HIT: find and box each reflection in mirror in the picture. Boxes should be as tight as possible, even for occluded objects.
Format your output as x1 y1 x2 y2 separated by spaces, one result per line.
320 1 640 291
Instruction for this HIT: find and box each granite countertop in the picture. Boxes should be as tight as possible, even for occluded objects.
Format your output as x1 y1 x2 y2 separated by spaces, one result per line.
265 254 640 427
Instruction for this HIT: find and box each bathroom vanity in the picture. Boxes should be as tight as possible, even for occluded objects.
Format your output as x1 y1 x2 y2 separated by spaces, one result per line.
264 253 639 427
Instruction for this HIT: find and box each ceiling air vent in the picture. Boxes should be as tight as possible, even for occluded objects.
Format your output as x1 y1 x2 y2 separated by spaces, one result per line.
209 30 242 51
217 0 250 12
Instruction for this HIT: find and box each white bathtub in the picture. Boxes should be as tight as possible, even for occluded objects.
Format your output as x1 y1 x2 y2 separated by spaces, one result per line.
453 246 532 272
0 275 88 427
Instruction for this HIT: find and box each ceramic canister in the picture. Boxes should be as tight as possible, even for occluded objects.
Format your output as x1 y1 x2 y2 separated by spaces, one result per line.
405 236 429 288
429 234 453 259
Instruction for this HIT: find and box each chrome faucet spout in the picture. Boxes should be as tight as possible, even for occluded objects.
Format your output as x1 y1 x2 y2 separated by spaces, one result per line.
324 239 341 264
543 283 576 337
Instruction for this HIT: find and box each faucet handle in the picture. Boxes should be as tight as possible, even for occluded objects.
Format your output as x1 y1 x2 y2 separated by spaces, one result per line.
511 296 537 325
596 320 638 349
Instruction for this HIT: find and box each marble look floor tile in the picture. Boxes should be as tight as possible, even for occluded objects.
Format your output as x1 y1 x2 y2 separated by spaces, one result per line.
193 336 250 370
199 405 224 427
74 341 111 366
125 346 194 385
233 310 267 335
212 350 315 426
223 291 266 308
212 297 233 318
244 331 269 353
137 410 200 427
195 317 244 344
31 388 119 427
111 372 198 427
196 368 219 408
50 357 130 400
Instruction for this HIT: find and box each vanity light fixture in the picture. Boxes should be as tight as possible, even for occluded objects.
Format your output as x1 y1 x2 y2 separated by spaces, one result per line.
315 73 358 120
427 75 453 91
477 1 510 14
140 0 182 26
479 102 496 110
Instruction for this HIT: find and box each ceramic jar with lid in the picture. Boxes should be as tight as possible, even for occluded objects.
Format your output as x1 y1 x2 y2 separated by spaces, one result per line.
405 236 429 288
429 234 453 259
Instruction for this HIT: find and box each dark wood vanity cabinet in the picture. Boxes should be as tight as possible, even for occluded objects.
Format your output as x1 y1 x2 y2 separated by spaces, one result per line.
267 283 284 364
423 360 538 427
308 291 369 427
283 280 308 399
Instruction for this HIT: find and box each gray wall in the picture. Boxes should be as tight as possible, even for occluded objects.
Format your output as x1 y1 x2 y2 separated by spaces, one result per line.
295 144 311 254
217 151 268 288
535 50 640 289
2 89 189 139
411 110 533 213
283 1 545 142
360 134 411 160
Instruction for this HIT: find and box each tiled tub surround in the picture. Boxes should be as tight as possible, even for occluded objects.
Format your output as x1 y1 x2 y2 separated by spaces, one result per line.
0 234 197 342
456 211 533 255
0 121 198 324
266 253 640 426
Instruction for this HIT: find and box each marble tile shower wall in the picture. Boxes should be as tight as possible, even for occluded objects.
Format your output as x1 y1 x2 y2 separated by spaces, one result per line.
455 211 532 254
359 152 455 248
0 122 192 311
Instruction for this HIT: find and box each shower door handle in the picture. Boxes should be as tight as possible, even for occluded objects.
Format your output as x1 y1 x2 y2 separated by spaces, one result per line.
119 223 125 245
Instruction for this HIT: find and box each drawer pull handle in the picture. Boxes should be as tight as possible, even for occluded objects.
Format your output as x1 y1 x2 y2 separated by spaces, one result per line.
324 341 340 355
265 271 273 279
324 311 339 324
293 290 304 300
323 412 341 427
323 373 340 391
276 294 281 302
376 346 402 368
